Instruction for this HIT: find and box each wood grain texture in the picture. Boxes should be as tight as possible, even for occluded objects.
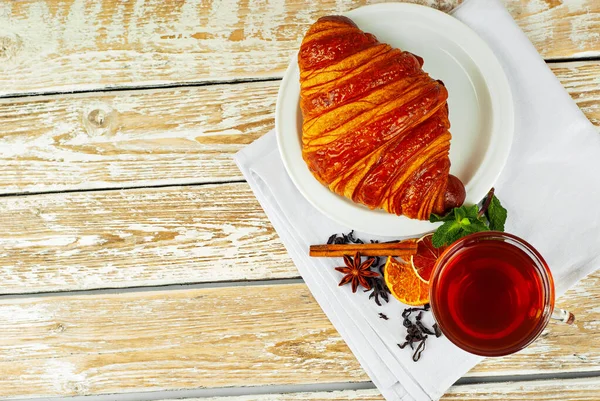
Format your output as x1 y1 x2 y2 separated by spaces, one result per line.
505 0 600 60
0 280 597 398
1 0 599 96
552 61 600 127
0 81 277 193
442 378 600 401
0 183 294 294
0 284 367 398
0 63 598 193
173 377 600 400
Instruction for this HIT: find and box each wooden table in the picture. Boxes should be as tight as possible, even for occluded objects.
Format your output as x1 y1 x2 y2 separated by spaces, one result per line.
0 1 599 400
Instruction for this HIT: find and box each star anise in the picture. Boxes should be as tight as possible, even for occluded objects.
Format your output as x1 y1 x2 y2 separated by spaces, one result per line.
335 252 379 293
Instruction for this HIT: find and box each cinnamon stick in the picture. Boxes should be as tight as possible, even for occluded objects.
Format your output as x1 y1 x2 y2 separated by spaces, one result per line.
309 239 417 257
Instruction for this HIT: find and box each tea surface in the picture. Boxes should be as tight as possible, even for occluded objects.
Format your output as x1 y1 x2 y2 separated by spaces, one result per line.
432 240 546 355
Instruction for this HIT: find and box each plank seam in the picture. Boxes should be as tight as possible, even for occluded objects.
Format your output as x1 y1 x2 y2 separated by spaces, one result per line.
0 278 304 299
545 56 600 64
5 371 600 401
0 77 283 100
455 370 600 385
0 179 247 198
0 382 378 401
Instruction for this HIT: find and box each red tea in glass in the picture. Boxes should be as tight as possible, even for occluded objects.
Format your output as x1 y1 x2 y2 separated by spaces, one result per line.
429 232 555 357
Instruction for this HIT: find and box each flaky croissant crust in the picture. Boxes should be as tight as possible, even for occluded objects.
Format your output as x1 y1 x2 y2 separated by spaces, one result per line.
298 15 454 220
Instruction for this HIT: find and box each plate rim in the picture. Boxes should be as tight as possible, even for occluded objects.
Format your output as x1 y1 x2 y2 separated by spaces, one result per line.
275 2 514 237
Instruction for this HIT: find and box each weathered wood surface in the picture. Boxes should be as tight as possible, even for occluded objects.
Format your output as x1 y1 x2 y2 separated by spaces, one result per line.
178 377 600 400
0 281 597 398
0 63 598 194
0 183 293 294
442 378 600 400
553 62 600 127
1 0 599 96
0 284 367 398
0 81 277 193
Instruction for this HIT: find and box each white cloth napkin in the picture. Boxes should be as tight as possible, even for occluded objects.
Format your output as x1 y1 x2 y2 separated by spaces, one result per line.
234 0 600 399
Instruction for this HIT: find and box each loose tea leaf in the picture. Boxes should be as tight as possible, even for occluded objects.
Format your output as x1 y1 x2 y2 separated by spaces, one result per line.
412 337 427 362
398 305 440 362
366 275 391 306
327 234 337 245
432 323 442 338
365 259 391 306
416 320 435 336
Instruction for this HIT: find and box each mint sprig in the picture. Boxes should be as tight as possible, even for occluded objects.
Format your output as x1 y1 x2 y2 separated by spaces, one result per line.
486 194 507 231
429 188 508 248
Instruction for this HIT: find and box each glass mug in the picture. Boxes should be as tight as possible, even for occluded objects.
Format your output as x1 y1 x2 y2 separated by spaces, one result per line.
429 231 574 357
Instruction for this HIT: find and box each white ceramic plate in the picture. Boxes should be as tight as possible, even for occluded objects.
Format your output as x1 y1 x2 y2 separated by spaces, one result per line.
275 3 513 237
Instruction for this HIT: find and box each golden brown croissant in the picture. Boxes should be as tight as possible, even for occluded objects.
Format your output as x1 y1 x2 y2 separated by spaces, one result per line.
298 15 465 220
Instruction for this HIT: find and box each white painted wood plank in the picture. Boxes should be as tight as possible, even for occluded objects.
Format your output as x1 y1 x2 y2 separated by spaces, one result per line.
1 0 599 95
0 81 277 193
0 183 293 293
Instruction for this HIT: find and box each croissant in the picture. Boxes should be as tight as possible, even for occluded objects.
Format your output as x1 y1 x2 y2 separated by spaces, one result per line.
298 15 465 220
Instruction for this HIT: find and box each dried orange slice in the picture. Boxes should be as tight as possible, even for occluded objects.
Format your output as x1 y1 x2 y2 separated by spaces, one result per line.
411 233 446 283
384 256 429 306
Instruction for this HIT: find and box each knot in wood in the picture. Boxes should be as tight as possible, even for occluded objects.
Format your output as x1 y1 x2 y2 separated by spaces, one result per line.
88 109 107 128
82 103 118 136
50 323 66 333
69 381 88 395
0 33 23 60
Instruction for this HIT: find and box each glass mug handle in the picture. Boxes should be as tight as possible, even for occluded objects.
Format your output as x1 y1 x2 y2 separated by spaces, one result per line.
551 308 575 325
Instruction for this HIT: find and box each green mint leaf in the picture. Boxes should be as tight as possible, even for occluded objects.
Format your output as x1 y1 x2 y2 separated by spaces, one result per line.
462 220 490 234
486 195 507 231
429 210 455 223
454 206 467 222
445 227 467 246
430 190 508 248
432 219 490 248
431 221 462 248
464 204 481 221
